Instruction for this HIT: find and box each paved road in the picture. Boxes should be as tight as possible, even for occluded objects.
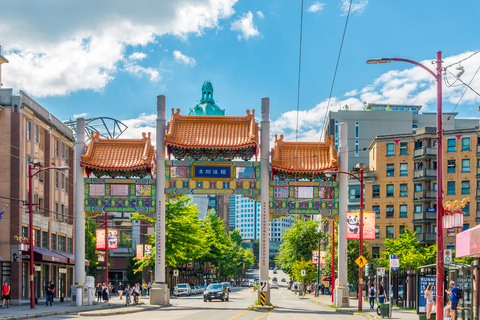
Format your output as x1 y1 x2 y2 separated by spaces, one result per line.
45 269 363 320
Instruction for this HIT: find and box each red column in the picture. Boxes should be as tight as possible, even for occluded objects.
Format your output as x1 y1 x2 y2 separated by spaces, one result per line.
358 169 364 311
105 213 108 286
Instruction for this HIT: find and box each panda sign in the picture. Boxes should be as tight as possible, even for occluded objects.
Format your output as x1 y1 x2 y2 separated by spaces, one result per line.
346 211 376 240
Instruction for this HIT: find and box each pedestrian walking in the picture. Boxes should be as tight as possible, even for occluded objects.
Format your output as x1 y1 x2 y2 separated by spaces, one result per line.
45 281 54 306
378 284 385 304
147 282 152 296
368 284 376 310
117 282 124 300
96 283 102 302
2 281 10 308
102 283 109 302
425 283 435 320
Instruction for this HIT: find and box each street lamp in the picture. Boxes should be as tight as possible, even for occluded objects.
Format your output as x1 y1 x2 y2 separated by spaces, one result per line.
367 52 444 320
28 163 69 309
325 168 364 312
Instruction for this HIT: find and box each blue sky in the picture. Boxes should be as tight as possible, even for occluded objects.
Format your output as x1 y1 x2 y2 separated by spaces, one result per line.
1 0 479 142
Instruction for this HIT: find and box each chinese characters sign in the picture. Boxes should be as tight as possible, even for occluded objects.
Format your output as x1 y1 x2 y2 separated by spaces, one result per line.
192 163 232 180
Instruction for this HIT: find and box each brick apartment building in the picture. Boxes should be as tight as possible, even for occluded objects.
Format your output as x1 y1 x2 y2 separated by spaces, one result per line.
0 88 76 304
365 126 480 259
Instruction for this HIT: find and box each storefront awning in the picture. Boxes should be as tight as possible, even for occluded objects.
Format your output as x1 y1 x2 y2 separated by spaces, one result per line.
31 247 68 264
456 225 480 258
54 251 90 266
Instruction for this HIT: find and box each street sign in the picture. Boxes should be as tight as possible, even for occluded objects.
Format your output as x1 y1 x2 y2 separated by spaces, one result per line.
365 263 369 276
133 269 143 272
259 281 268 292
355 255 367 268
301 270 306 277
389 254 399 271
377 267 385 276
173 270 179 277
21 255 30 259
444 250 452 263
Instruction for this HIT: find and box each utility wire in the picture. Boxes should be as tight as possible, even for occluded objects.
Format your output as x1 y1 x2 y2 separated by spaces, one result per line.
444 50 480 69
295 0 305 159
319 0 354 143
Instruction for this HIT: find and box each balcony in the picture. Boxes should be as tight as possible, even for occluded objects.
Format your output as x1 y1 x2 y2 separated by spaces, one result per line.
477 210 480 222
414 147 437 159
416 232 436 244
477 188 480 199
413 169 437 180
414 190 436 201
477 167 480 177
413 210 436 222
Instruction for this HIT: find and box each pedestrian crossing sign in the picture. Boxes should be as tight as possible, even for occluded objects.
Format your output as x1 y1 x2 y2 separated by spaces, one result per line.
355 255 367 268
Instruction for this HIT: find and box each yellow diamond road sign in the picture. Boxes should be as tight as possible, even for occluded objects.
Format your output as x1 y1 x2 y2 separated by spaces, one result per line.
355 255 368 268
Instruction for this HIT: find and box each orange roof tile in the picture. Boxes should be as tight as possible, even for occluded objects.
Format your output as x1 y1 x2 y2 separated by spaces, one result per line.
165 108 258 149
271 135 338 173
81 132 155 170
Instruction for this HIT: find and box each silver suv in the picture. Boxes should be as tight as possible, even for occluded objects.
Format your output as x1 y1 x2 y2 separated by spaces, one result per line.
174 283 191 296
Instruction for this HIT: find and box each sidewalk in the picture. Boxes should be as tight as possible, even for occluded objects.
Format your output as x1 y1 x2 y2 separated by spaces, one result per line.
305 292 418 319
0 294 152 319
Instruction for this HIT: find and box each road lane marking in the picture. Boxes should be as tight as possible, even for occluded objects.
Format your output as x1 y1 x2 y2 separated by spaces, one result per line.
253 308 274 320
227 309 249 320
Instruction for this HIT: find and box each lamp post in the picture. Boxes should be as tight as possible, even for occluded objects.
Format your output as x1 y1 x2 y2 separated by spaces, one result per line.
326 169 364 311
367 52 444 319
28 163 69 309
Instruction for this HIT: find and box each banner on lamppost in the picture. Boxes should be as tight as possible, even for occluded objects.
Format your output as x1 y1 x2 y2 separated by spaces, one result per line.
312 250 319 265
136 244 152 260
320 251 326 265
96 229 118 249
389 254 399 271
346 211 375 240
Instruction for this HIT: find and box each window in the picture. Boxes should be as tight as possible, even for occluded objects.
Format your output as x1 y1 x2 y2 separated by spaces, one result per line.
447 181 455 195
399 225 406 234
65 147 69 160
65 177 69 194
447 139 455 152
386 184 394 197
372 185 380 198
54 140 59 157
372 206 380 219
61 143 65 159
51 234 57 251
415 204 423 213
26 122 31 140
399 205 408 218
375 226 380 239
400 184 408 197
42 231 48 249
462 137 470 151
33 229 40 247
386 226 394 239
372 247 380 258
386 143 394 156
414 225 423 234
462 181 470 194
35 125 39 143
462 224 470 232
400 163 408 176
464 202 470 216
415 183 423 192
61 173 65 190
355 140 359 157
447 160 456 173
386 164 394 177
55 172 58 188
400 142 408 155
386 205 394 218
58 235 66 252
462 159 470 173
348 185 361 203
355 122 359 138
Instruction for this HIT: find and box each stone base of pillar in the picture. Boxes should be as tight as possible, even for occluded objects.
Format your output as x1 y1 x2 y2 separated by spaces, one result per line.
150 283 170 306
70 285 86 306
334 286 350 308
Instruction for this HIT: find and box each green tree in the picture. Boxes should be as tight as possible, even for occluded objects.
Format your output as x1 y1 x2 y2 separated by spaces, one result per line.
276 217 321 275
291 259 316 283
125 250 142 285
85 219 99 276
378 227 436 269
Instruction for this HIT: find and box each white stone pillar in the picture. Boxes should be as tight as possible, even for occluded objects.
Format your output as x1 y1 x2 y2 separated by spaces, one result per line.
258 97 271 305
74 118 85 285
150 95 170 305
336 122 349 307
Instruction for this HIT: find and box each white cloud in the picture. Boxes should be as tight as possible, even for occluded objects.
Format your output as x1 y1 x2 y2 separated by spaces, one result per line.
73 112 88 119
230 11 260 40
173 50 196 66
0 0 237 97
123 60 161 81
257 11 264 19
340 0 368 16
129 52 147 60
271 51 480 142
308 2 326 13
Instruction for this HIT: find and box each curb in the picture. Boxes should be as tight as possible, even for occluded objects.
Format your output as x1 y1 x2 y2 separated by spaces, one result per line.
310 300 381 320
78 305 161 317
0 304 120 320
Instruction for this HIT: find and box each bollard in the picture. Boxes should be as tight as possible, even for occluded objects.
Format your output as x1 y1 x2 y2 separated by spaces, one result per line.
76 287 83 307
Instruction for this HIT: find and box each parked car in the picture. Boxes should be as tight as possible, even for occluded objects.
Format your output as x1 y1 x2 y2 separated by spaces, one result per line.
281 278 286 282
204 283 229 302
273 270 277 274
248 279 254 287
221 282 231 292
272 277 278 282
174 283 191 296
271 281 279 289
194 286 201 294
241 280 249 287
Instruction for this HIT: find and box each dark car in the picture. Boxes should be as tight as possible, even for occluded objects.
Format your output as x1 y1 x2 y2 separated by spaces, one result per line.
203 283 229 302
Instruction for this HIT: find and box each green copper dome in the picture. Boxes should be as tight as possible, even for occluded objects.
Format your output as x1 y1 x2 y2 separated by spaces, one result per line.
188 81 225 116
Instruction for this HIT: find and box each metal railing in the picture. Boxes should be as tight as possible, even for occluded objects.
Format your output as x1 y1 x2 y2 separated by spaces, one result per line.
413 211 436 221
413 169 437 179
414 147 436 158
415 232 436 242
414 190 436 200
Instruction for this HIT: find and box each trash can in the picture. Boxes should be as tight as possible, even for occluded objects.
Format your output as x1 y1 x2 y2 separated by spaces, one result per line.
378 303 390 318
418 315 427 320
